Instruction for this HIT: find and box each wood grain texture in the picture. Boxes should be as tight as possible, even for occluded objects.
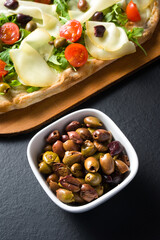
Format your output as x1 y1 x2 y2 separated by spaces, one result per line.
0 23 160 135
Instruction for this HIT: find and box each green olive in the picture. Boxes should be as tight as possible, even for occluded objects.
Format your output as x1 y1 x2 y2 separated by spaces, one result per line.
54 37 67 48
84 157 99 172
63 140 79 151
56 189 75 203
0 83 10 94
25 20 37 32
62 151 83 166
44 145 52 152
94 185 104 197
47 173 59 183
39 161 52 174
43 151 60 165
81 140 97 157
115 160 129 174
84 116 102 128
76 128 92 140
71 163 84 177
94 140 108 152
85 172 102 186
73 193 85 203
49 181 60 193
88 128 96 135
92 152 104 161
100 153 115 175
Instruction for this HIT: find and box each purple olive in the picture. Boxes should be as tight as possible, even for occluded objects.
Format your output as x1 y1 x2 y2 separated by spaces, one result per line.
4 0 19 10
108 141 123 156
94 25 106 37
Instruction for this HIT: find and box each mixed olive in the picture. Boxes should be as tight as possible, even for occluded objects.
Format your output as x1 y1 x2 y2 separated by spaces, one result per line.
38 116 130 205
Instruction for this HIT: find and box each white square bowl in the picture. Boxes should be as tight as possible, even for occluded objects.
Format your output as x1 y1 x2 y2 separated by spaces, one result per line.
27 108 138 213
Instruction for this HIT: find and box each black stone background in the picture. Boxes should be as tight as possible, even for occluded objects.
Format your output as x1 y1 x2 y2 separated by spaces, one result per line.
0 59 160 240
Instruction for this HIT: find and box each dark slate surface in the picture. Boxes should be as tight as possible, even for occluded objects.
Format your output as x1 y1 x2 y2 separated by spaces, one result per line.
0 59 160 240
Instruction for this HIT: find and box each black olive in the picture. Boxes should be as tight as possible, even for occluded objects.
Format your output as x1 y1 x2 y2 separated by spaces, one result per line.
4 0 19 10
17 13 32 25
91 11 104 21
94 25 106 37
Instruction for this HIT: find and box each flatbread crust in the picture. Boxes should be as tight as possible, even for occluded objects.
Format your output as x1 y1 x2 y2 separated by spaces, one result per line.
0 0 159 113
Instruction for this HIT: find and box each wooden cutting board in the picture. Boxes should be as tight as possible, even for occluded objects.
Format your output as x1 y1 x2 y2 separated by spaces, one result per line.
0 23 160 135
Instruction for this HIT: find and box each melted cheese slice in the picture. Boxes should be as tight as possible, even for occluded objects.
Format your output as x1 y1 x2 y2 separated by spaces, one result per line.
22 28 53 61
86 21 129 52
126 0 154 9
85 34 136 60
68 0 120 23
10 43 58 87
10 29 58 87
0 0 61 36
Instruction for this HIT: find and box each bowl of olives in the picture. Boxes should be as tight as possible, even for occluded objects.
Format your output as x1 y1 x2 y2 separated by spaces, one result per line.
27 108 138 213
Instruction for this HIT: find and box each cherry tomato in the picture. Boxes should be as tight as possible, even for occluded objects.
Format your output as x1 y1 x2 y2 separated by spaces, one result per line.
126 0 141 22
0 60 8 78
34 0 51 3
65 43 88 67
60 20 82 43
0 23 20 45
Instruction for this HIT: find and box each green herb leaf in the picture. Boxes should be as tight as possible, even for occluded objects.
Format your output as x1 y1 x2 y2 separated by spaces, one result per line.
54 0 70 23
48 55 62 66
26 86 40 93
48 46 69 71
10 80 22 87
125 27 147 55
103 4 128 26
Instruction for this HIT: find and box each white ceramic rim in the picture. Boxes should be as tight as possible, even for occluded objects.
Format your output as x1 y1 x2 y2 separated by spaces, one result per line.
27 108 139 213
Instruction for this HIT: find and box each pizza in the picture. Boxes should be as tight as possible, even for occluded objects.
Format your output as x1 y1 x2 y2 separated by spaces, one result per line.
0 0 159 113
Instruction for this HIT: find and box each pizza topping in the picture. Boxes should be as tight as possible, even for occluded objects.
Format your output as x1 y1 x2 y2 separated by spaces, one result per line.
4 0 19 10
85 34 136 60
0 0 150 91
126 0 154 10
10 42 58 87
68 0 120 23
53 37 67 48
25 21 37 32
0 82 10 94
0 60 8 78
34 0 52 4
60 20 82 42
86 21 129 52
94 25 106 38
91 11 104 22
126 1 141 22
0 22 20 45
65 43 88 67
78 0 89 12
16 13 33 25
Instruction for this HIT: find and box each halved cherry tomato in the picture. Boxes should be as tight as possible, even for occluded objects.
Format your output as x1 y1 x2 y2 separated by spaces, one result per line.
0 60 8 78
126 0 141 22
34 0 51 3
60 20 82 43
65 43 88 67
0 23 20 45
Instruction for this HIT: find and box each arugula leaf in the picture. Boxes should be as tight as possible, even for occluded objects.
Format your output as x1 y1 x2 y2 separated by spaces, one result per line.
54 0 70 23
0 14 17 27
10 80 22 87
3 70 17 82
48 47 69 71
48 55 62 66
125 27 147 55
104 4 128 26
26 86 40 93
